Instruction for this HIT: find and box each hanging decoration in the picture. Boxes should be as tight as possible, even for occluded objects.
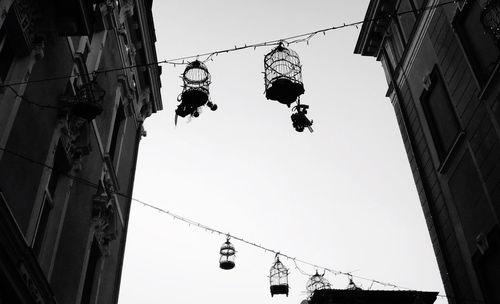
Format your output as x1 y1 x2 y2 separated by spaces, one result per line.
264 42 314 132
175 60 217 124
269 254 290 297
264 42 304 106
219 236 236 270
347 276 361 290
306 270 331 298
291 101 313 132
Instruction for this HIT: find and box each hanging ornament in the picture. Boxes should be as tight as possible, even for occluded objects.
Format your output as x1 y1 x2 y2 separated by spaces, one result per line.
346 276 361 290
264 42 305 107
219 236 235 270
175 60 217 124
306 270 331 298
291 100 313 133
269 254 289 297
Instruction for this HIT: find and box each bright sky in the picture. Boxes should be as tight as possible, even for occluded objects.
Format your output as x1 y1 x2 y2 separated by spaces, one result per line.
119 1 446 304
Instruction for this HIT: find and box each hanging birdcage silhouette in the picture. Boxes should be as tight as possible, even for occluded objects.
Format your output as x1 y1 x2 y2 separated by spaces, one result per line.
269 255 289 297
219 237 235 270
264 43 305 106
176 60 217 119
306 271 331 298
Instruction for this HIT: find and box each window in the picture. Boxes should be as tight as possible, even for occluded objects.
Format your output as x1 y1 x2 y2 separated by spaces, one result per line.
454 0 500 86
109 102 126 165
420 66 461 160
384 40 399 72
81 239 102 304
397 0 418 43
0 25 15 82
32 141 68 256
473 226 500 304
389 21 405 60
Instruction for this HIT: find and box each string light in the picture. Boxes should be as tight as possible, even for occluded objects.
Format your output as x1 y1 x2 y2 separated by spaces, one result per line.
0 0 457 89
0 145 486 303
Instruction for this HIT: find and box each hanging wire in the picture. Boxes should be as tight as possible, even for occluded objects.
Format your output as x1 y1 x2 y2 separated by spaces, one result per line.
0 141 486 303
0 0 457 89
6 85 59 110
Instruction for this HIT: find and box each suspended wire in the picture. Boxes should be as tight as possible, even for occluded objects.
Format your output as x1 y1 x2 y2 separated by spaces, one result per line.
0 145 487 303
0 0 457 89
6 85 59 110
0 1 488 302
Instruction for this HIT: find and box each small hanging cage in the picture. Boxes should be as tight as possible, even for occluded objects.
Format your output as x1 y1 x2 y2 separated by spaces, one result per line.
346 277 361 291
219 237 235 270
269 255 289 297
264 43 305 106
176 60 217 119
306 271 331 298
481 0 500 43
72 80 105 121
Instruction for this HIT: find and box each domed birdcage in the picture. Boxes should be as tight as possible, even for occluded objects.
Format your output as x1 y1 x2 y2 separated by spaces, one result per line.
72 80 105 121
346 277 361 291
264 43 305 107
176 60 217 120
219 237 235 270
269 255 289 297
306 271 331 298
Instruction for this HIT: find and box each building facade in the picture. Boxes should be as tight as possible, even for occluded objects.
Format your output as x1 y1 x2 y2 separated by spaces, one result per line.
0 0 162 303
355 1 500 304
310 289 438 304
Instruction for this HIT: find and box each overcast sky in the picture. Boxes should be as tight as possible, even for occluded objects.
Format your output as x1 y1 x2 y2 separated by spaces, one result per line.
119 1 446 304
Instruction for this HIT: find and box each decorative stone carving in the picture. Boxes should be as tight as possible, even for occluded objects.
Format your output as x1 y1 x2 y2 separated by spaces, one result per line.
119 0 134 24
58 114 91 171
476 232 489 255
92 190 117 256
33 39 45 60
138 87 152 122
422 73 432 91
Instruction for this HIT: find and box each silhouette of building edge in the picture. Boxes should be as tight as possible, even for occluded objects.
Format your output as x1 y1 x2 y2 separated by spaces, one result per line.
311 289 438 304
0 0 162 303
355 1 500 304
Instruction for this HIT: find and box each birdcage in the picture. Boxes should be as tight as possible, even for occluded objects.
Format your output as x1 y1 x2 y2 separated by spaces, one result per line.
176 60 217 118
264 43 305 106
306 271 331 298
219 237 235 270
269 255 289 296
346 277 361 290
72 80 105 121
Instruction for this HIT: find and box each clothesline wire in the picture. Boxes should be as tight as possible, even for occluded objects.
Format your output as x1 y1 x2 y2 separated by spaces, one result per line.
0 142 487 303
0 0 457 89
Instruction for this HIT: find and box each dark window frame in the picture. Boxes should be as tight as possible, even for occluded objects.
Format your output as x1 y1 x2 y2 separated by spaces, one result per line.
472 225 500 304
420 66 463 167
452 0 500 90
31 140 70 257
109 101 126 167
0 24 15 83
81 238 102 304
396 0 419 43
